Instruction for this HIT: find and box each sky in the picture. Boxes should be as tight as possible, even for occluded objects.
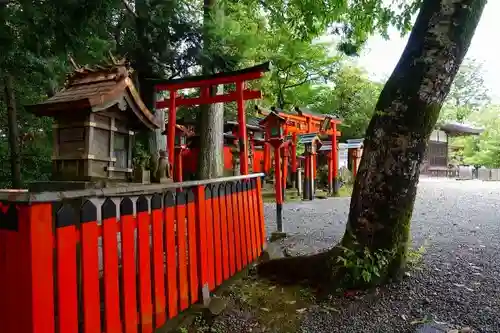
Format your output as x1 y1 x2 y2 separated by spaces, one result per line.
356 1 500 101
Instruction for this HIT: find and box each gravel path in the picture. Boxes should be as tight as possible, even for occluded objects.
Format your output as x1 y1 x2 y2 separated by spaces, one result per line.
264 177 500 333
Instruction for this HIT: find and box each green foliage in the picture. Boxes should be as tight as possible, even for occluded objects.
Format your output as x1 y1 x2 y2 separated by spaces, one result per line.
0 0 424 186
440 57 490 122
132 142 151 169
316 165 329 189
407 244 427 268
445 105 500 168
321 65 382 139
337 241 394 286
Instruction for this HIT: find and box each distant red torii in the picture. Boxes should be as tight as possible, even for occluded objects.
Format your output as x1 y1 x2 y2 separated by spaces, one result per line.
256 105 342 195
150 62 271 177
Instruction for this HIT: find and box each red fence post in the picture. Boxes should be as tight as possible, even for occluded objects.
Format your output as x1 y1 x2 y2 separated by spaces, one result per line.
102 199 122 333
186 189 199 304
164 192 178 319
225 182 236 276
80 201 102 333
151 193 166 327
55 205 79 333
219 184 230 280
210 184 223 286
136 196 153 332
256 177 266 250
236 181 248 268
120 198 139 332
175 191 189 310
0 203 55 333
195 185 209 302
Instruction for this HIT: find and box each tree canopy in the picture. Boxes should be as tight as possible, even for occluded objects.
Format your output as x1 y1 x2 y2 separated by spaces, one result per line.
0 0 437 187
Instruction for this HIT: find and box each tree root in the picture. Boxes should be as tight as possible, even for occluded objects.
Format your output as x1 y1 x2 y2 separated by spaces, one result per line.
257 247 344 291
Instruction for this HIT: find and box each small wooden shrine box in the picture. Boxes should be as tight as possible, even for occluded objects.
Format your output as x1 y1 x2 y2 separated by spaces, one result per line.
25 60 161 182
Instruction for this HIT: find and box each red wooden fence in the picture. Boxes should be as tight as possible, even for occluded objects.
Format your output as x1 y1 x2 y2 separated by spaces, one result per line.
0 174 266 333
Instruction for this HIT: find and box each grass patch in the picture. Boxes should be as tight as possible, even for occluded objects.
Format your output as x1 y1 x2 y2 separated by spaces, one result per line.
262 189 302 203
261 184 353 203
334 184 353 198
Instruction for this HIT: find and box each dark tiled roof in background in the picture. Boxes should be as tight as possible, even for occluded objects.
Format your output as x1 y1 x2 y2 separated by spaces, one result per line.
298 133 321 144
438 122 484 135
294 106 340 119
318 141 332 151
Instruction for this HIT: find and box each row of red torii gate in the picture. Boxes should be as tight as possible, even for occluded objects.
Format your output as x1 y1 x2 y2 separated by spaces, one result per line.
152 62 364 230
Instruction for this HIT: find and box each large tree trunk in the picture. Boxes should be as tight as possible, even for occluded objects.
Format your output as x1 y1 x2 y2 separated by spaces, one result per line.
4 74 22 188
197 0 224 179
134 0 166 172
343 0 486 277
198 86 224 179
258 0 486 287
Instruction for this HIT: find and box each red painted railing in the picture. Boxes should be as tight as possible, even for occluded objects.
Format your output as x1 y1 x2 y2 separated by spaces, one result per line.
0 174 266 333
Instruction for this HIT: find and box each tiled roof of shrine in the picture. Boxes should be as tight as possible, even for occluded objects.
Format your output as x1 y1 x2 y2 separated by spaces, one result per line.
25 59 161 130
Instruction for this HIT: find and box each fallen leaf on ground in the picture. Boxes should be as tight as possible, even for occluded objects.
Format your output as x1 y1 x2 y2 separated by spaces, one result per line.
410 316 431 325
322 306 340 313
296 308 307 314
261 308 270 312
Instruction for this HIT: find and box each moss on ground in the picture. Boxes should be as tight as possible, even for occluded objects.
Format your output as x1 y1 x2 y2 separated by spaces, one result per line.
225 275 315 332
175 271 316 333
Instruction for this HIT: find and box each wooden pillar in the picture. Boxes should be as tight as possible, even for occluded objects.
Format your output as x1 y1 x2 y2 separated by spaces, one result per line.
236 81 248 175
273 144 283 232
311 151 316 199
263 142 270 173
282 145 288 202
312 151 317 180
174 147 183 182
352 149 358 178
291 133 297 191
250 134 255 172
332 124 339 194
85 115 94 177
291 133 297 173
303 152 310 200
108 117 115 178
296 167 302 197
168 90 177 167
327 151 333 194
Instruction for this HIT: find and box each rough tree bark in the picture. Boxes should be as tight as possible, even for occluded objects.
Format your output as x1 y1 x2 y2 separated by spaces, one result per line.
258 0 487 286
197 0 224 179
4 73 22 188
134 0 166 169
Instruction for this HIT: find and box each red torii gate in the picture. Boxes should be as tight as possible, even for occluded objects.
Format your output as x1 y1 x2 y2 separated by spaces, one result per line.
256 106 342 194
151 62 271 177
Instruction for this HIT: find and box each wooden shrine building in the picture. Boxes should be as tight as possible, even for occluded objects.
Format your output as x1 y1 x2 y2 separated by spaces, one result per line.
421 122 483 175
25 59 161 186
